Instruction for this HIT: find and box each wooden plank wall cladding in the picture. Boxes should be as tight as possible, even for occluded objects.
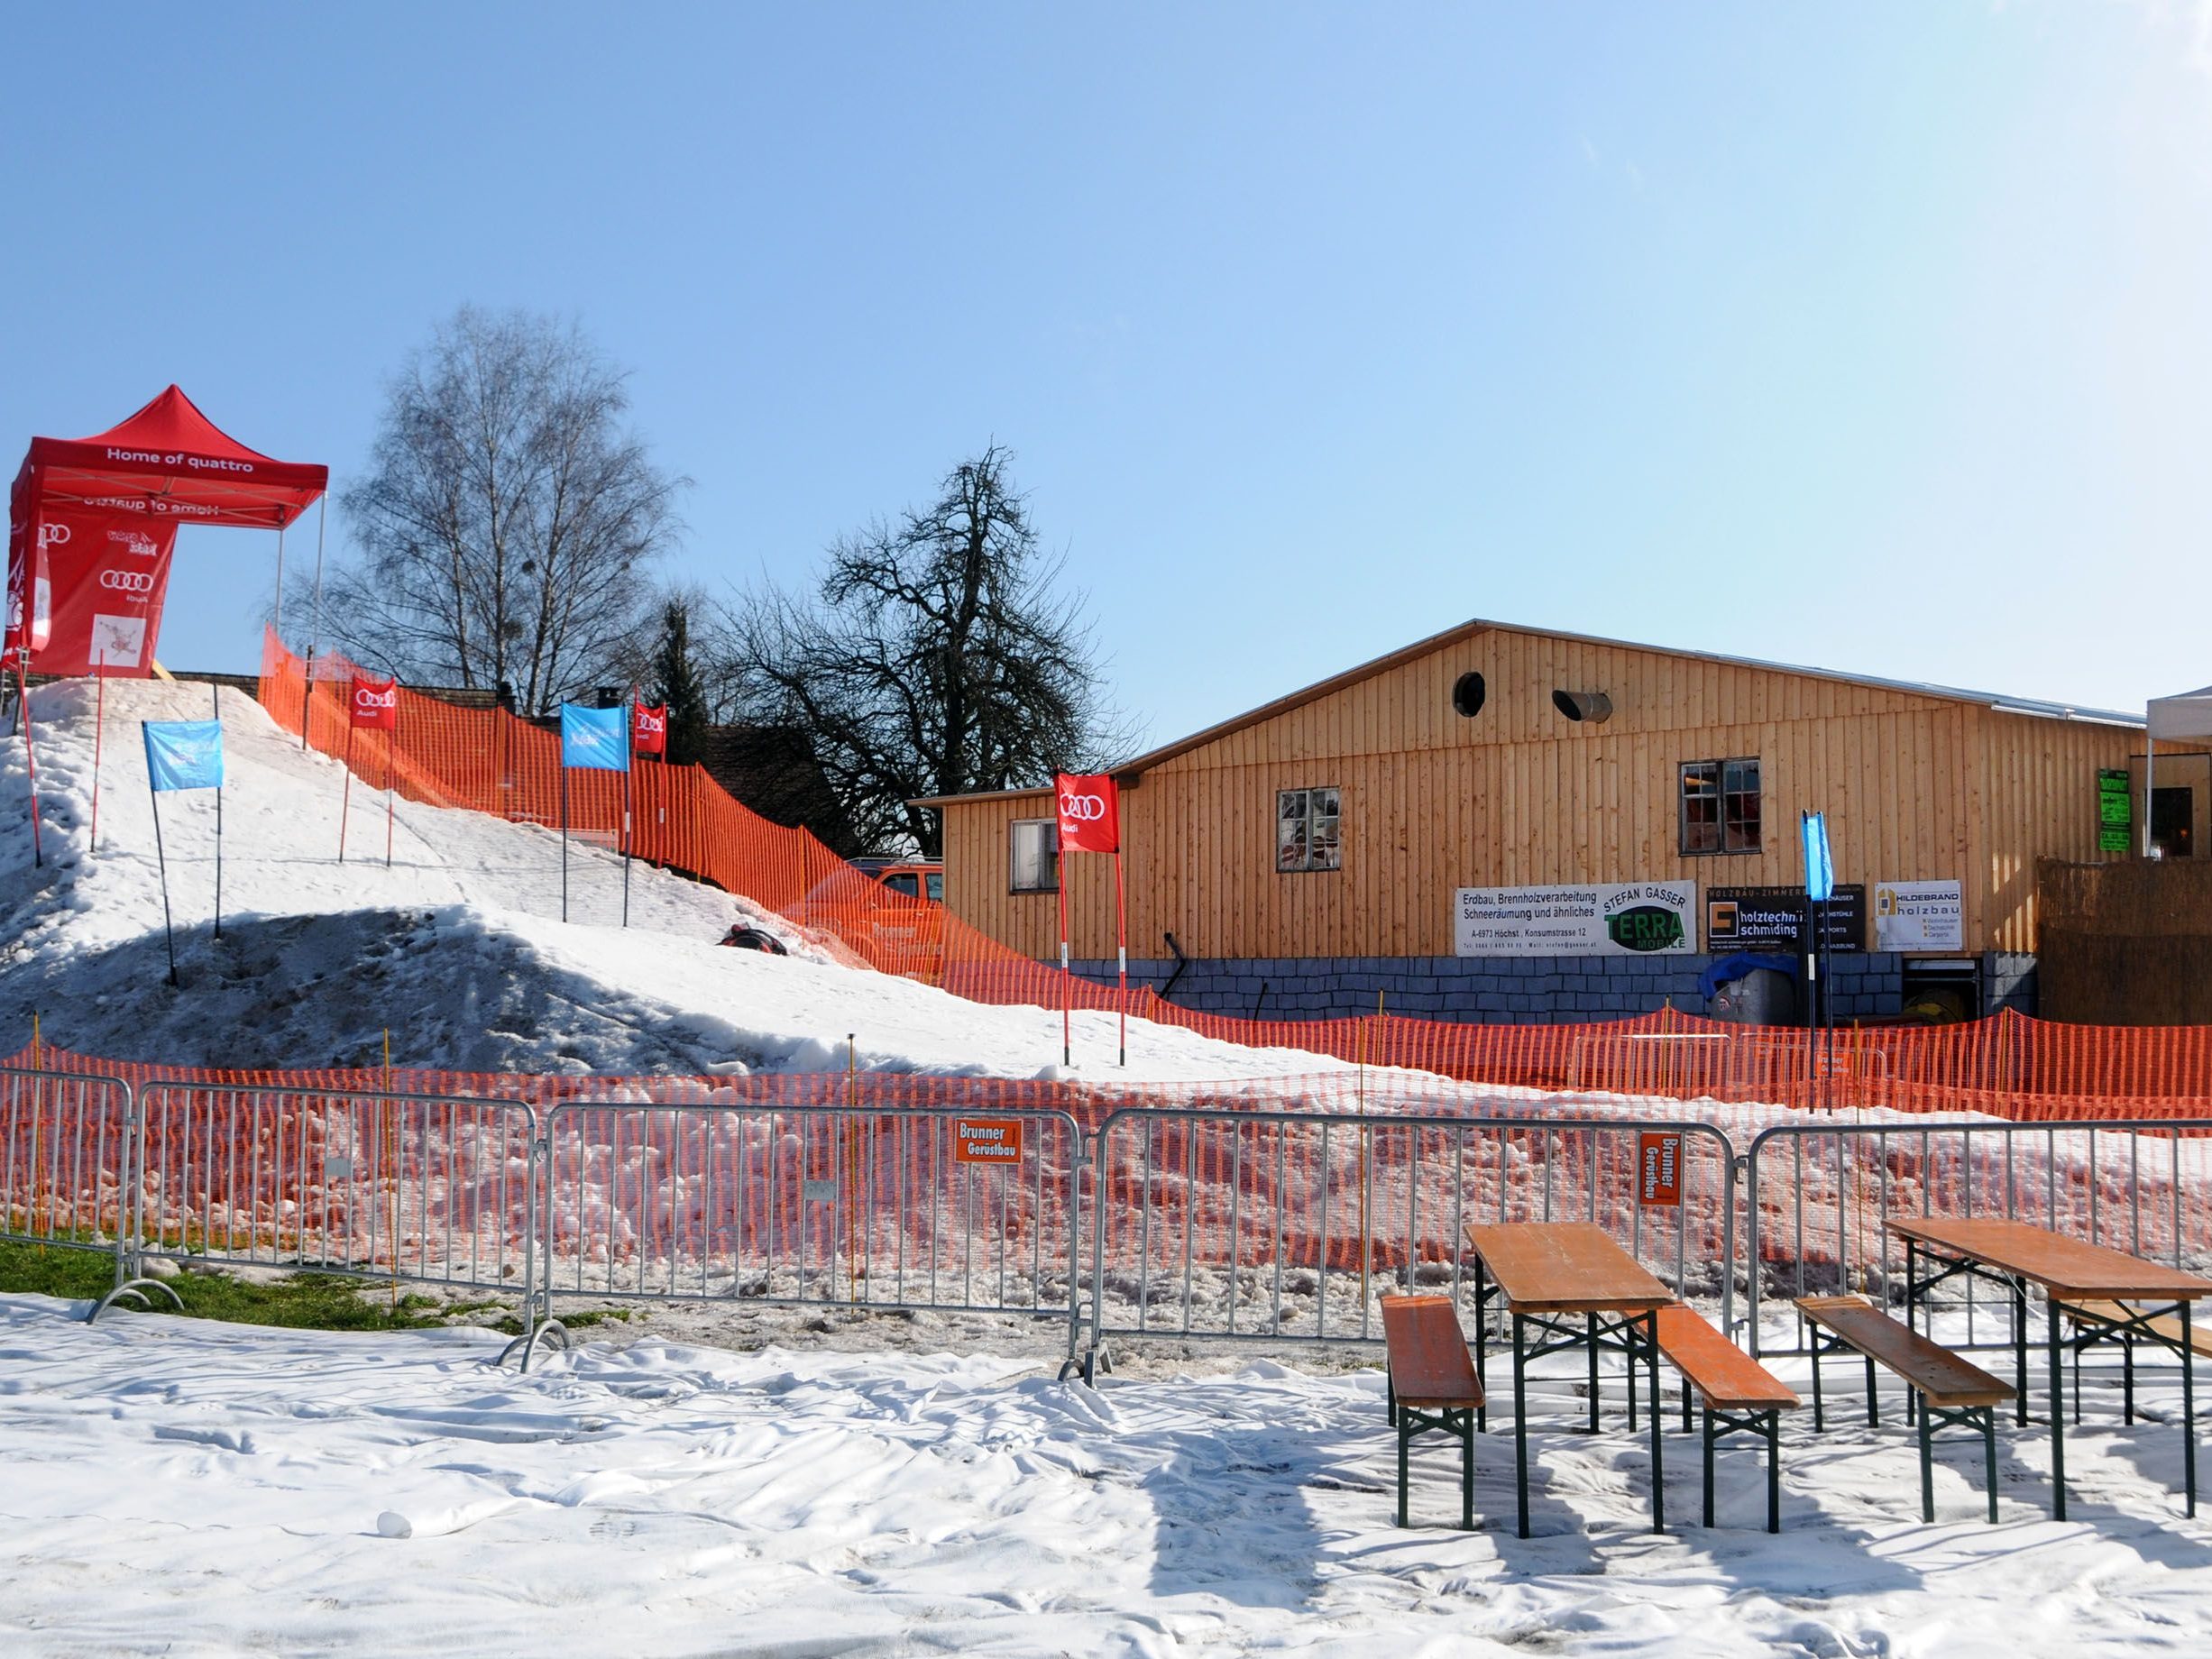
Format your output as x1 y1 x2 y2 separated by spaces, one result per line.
934 627 2138 962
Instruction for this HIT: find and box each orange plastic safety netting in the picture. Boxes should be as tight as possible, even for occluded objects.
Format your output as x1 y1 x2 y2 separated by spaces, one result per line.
252 631 2212 1118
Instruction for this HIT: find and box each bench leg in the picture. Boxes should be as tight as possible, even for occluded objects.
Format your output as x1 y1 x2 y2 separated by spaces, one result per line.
1983 1407 1998 1525
1866 1353 1879 1428
2015 1277 2032 1429
1810 1337 1824 1433
2184 1302 2197 1519
1398 1413 1410 1529
2071 1332 2081 1427
2124 1333 2135 1425
2048 1295 2068 1523
1387 1368 1397 1429
1587 1314 1600 1433
1702 1405 1716 1528
1514 1313 1530 1540
1682 1378 1693 1436
1919 1400 1935 1524
1647 1310 1664 1535
1766 1409 1781 1534
1461 1406 1475 1531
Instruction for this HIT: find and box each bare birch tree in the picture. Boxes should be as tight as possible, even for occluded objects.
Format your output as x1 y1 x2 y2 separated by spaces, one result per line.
327 307 684 711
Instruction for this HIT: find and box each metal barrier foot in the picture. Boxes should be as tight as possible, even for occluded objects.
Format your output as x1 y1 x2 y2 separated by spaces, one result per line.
87 1279 187 1324
1067 1343 1115 1386
496 1318 569 1374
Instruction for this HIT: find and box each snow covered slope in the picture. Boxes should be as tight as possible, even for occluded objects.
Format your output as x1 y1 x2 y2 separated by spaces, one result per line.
0 677 1356 1079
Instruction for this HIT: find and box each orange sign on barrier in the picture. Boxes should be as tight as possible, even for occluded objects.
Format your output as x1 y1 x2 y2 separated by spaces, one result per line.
951 1117 1024 1165
1638 1132 1682 1206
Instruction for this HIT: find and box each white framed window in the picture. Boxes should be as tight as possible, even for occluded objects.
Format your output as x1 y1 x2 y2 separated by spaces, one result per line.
1277 787 1341 873
1680 757 1761 855
1009 818 1059 893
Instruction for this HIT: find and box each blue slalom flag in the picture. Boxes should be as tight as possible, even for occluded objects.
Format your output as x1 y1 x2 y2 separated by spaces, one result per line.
559 703 631 772
143 720 225 793
1801 811 1834 904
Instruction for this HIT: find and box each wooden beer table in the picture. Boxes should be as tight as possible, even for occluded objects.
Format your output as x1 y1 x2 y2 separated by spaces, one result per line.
1889 1216 2212 1519
1466 1222 1674 1537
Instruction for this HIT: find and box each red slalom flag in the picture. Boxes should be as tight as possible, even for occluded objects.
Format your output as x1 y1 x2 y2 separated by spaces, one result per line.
633 701 667 756
349 676 398 730
1054 773 1119 854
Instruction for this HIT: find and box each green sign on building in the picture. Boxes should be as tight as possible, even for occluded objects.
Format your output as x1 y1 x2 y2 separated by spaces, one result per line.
2097 768 2132 854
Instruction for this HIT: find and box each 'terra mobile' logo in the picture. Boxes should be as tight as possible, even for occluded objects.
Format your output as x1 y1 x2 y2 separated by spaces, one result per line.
1607 905 1684 952
98 569 157 595
1059 791 1107 820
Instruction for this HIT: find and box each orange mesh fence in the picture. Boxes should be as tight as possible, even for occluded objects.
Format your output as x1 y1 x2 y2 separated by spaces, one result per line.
252 630 2212 1120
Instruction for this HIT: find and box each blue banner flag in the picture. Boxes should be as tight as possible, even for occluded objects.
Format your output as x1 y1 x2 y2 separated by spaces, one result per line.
1801 811 1834 904
559 703 630 772
142 720 225 793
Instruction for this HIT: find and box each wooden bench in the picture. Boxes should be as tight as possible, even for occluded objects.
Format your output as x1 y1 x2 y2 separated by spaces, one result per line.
2058 1298 2212 1426
1381 1295 1484 1528
1796 1295 2015 1522
1653 1306 1799 1532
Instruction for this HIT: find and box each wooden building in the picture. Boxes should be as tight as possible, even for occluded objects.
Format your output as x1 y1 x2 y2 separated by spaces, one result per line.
915 620 2144 1022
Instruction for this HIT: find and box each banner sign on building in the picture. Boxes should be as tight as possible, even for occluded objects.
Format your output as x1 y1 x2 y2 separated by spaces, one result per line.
1706 885 1865 953
1454 882 1697 958
2097 768 2133 854
1873 879 1964 951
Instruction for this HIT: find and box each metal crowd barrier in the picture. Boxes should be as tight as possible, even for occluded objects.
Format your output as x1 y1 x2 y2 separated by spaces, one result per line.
0 1068 138 1290
1079 1107 1738 1380
535 1101 1088 1366
130 1081 542 1322
1742 1117 2212 1354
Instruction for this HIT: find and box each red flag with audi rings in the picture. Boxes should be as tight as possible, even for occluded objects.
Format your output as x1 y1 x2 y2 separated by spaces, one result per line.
633 702 667 756
1055 773 1119 854
349 676 399 730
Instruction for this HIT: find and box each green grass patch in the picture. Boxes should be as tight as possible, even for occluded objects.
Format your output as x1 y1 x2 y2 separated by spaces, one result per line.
0 1240 521 1334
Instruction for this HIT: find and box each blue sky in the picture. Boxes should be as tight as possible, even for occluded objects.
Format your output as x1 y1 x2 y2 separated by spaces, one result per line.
5 3 2208 747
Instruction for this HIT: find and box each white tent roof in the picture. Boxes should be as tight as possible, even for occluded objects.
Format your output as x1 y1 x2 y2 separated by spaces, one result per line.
2149 686 2212 741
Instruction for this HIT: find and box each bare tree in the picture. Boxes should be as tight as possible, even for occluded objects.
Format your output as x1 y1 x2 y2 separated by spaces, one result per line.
326 307 684 711
721 446 1135 855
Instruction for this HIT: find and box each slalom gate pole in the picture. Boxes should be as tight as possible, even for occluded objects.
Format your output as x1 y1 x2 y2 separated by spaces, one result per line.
18 656 41 868
385 701 397 867
560 765 570 923
1114 846 1127 1067
338 720 355 861
1057 861 1071 1068
620 734 632 929
147 729 177 986
211 683 223 940
89 665 106 852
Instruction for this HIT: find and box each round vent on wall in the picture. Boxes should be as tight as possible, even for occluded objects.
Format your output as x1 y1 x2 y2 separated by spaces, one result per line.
1551 689 1613 723
1453 672 1486 718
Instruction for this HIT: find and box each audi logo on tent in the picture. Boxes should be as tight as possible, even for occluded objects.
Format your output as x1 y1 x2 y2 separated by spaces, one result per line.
98 570 156 594
1059 792 1108 820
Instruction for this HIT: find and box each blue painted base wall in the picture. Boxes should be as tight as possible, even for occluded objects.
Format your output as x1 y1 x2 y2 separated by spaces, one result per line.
1069 952 2038 1023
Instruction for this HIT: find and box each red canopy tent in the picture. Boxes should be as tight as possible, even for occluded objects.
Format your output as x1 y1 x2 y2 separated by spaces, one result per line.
6 387 328 859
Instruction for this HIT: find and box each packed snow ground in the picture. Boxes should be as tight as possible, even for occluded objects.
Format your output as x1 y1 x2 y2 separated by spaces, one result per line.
0 678 1363 1079
6 1293 2212 1657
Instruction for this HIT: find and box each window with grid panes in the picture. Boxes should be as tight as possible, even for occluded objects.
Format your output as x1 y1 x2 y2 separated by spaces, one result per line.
1277 787 1341 872
1678 758 1761 855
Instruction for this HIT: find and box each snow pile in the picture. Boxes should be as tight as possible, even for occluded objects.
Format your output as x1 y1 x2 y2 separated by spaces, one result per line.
5 1295 2209 1656
0 678 1364 1079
